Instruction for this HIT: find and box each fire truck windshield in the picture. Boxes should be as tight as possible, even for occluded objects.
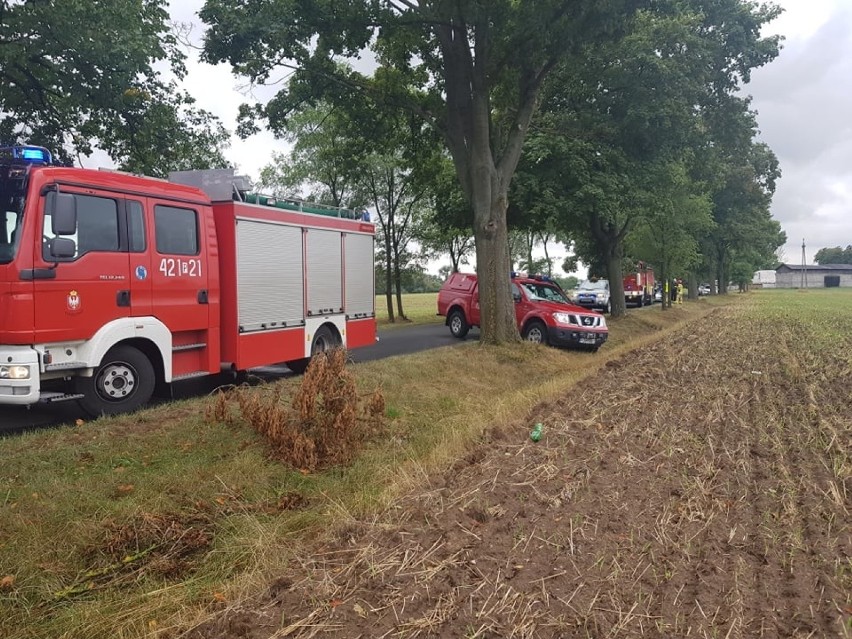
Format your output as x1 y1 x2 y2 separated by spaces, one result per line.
0 191 25 265
0 146 51 263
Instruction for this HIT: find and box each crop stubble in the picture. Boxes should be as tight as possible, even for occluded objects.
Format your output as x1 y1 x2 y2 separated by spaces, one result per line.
193 301 851 638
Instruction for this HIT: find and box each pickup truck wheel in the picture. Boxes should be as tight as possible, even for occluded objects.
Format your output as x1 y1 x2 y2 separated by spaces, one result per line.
76 345 155 417
522 321 548 345
605 300 612 314
286 326 339 374
448 309 470 339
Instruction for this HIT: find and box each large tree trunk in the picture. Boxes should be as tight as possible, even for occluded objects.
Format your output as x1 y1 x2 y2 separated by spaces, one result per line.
605 244 624 317
687 272 698 300
716 250 728 296
471 178 518 345
658 263 669 310
591 214 627 317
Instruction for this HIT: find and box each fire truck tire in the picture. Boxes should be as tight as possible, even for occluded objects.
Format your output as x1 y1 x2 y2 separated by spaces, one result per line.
76 345 155 417
286 358 310 374
448 309 469 339
286 326 340 374
522 321 548 345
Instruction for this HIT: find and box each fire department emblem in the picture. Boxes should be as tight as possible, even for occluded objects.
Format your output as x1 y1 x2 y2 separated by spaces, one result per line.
66 290 81 313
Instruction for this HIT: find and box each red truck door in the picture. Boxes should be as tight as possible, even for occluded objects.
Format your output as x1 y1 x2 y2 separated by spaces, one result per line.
469 282 482 326
34 189 132 344
147 199 213 377
511 282 528 326
126 198 153 318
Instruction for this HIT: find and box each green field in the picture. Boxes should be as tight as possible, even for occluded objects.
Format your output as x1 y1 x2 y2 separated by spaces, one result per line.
375 292 440 327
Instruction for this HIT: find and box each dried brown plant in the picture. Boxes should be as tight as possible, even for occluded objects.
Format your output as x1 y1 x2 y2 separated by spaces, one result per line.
206 349 385 471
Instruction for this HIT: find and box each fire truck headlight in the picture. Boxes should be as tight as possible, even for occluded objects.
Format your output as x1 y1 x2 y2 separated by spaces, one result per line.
0 365 31 380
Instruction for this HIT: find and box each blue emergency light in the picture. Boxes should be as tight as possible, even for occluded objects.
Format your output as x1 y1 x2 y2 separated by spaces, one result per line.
0 145 53 165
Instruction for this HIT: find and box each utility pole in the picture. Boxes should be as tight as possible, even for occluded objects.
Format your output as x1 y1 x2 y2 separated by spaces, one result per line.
801 239 807 288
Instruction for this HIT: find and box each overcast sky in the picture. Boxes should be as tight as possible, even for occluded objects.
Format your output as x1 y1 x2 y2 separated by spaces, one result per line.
166 0 851 267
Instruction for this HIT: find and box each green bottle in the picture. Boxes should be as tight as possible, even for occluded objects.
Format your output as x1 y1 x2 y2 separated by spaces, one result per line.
530 423 543 442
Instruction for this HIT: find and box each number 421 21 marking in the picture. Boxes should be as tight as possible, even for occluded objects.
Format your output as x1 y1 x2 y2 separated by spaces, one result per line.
159 258 202 278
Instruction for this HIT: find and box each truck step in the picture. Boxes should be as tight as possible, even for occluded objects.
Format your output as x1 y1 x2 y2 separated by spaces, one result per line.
44 361 87 372
172 371 210 381
39 392 85 404
172 343 207 352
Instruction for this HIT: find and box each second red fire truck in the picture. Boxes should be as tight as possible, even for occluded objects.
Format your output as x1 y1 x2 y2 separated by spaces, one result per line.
0 146 376 416
623 262 655 307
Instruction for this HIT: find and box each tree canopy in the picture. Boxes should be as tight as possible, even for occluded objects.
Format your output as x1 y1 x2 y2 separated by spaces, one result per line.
813 246 852 265
509 0 783 311
201 0 644 343
1 0 228 173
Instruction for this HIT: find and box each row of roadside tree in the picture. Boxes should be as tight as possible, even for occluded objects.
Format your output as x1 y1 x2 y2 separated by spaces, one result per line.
2 0 786 339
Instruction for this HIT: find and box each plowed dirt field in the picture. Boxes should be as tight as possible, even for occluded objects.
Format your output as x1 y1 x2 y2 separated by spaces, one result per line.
192 299 851 638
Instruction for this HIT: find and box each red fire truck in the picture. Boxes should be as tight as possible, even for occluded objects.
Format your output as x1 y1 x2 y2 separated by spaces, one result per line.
623 262 655 307
0 146 376 416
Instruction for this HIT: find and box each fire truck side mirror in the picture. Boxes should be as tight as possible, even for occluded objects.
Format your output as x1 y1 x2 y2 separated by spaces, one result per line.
49 237 76 259
48 192 77 236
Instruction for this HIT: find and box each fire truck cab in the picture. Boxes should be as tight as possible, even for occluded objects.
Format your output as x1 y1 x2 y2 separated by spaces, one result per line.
0 146 376 416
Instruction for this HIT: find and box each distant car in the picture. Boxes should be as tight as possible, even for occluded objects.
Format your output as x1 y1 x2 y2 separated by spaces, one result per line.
573 279 611 313
654 288 662 303
698 284 711 296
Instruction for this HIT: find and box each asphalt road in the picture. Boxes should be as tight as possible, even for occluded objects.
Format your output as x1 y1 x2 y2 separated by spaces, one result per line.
0 321 463 434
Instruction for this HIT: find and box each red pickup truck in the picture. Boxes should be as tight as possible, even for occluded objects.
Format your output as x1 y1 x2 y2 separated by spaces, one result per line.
437 272 608 351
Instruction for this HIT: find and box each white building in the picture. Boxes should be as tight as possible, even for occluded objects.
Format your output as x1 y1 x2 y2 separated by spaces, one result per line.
752 270 776 288
774 264 852 288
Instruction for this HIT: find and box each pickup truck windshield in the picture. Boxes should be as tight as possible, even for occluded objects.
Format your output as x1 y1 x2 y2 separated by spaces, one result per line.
0 191 25 265
521 282 569 303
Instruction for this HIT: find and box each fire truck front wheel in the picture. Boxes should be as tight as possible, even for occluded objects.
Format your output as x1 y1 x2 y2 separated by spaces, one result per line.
76 345 156 417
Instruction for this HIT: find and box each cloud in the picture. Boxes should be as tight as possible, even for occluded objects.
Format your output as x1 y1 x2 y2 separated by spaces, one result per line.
747 1 852 262
167 0 291 179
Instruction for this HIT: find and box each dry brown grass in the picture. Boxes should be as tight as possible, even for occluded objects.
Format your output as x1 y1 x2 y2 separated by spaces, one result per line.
210 349 385 471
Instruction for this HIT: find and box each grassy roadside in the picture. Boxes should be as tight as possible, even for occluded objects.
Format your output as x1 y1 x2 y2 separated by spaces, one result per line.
375 292 442 328
0 296 730 639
